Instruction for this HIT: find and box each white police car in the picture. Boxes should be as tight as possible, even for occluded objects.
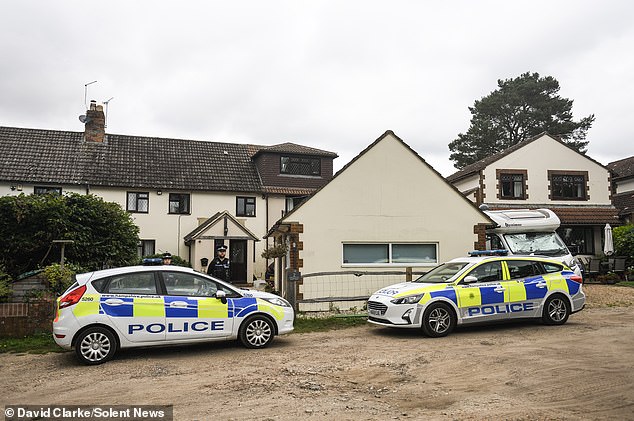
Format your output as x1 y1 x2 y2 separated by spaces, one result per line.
53 265 294 364
367 251 585 337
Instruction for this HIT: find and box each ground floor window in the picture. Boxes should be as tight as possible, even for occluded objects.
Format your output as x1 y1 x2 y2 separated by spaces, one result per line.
558 226 594 255
342 243 437 265
138 239 156 257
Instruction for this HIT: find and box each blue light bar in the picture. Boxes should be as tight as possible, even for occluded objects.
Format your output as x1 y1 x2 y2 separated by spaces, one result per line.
468 249 509 256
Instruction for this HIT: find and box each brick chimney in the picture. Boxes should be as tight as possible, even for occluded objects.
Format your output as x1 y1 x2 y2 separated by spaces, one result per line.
84 100 105 143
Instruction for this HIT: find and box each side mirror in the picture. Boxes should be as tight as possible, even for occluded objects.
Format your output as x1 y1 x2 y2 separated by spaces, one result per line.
215 290 227 304
463 275 478 284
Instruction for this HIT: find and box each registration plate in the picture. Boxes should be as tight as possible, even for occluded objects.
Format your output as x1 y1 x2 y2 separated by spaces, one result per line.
368 309 384 316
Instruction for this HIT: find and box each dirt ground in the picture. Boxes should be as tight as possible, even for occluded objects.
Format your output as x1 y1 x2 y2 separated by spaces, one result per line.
1 284 634 421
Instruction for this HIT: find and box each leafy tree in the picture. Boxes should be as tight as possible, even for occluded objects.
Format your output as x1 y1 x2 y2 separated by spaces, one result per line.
0 193 139 277
449 72 595 169
0 265 11 302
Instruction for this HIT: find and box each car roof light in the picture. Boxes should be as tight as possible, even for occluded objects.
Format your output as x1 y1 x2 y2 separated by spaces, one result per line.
468 249 509 257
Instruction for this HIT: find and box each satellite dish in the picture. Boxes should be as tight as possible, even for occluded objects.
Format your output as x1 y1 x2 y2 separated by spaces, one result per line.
78 115 91 124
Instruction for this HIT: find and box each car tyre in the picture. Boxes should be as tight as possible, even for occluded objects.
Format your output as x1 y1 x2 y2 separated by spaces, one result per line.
421 302 455 337
239 315 274 349
542 294 570 325
74 326 117 365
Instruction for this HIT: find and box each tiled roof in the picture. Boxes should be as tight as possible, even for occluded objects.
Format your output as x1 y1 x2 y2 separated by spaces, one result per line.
261 186 315 195
446 133 607 183
608 156 634 180
0 126 335 193
486 204 621 225
252 142 338 158
612 191 634 217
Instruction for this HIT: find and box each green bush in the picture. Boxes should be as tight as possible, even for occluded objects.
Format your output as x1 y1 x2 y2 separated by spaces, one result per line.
0 193 139 278
613 224 634 260
43 263 85 296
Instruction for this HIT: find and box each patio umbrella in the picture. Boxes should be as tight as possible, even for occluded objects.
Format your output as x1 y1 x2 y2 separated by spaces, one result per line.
603 224 614 256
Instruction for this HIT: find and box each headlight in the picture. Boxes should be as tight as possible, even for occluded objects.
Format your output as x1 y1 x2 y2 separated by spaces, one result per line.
390 293 425 305
262 296 291 307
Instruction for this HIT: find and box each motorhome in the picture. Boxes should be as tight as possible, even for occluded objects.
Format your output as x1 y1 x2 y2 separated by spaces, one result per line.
483 207 582 276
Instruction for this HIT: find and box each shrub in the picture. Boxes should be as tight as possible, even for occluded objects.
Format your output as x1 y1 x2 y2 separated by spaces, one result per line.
43 263 85 296
613 224 634 260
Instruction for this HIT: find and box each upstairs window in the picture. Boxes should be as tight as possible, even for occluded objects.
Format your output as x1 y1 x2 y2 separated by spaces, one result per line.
497 170 527 200
236 196 256 217
280 155 320 176
169 193 190 214
549 171 588 200
127 192 149 213
34 186 62 195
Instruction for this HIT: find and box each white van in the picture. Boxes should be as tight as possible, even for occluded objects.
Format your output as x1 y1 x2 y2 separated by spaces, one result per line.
483 208 582 276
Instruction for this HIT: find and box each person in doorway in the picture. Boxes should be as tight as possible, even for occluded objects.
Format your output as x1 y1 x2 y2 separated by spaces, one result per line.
207 245 231 282
162 252 173 265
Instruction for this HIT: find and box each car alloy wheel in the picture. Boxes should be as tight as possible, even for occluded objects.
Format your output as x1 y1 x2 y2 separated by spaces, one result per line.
240 316 274 349
542 294 570 325
75 327 117 365
422 303 455 337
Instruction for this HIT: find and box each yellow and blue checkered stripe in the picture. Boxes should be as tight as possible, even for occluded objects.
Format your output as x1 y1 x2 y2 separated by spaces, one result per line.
73 296 265 319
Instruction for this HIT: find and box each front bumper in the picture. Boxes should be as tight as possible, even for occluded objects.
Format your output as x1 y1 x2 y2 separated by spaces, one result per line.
367 297 421 328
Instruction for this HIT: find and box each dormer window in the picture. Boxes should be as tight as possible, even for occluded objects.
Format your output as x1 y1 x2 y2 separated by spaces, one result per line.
280 155 320 176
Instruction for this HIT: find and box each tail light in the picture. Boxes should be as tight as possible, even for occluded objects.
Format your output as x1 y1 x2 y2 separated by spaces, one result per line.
59 285 87 309
569 275 583 284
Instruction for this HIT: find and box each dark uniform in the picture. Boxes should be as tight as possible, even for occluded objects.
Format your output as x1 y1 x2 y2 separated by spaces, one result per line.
207 246 231 282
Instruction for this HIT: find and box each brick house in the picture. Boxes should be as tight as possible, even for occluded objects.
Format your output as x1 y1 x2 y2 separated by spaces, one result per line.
266 130 492 310
0 101 337 284
608 156 634 224
446 133 621 258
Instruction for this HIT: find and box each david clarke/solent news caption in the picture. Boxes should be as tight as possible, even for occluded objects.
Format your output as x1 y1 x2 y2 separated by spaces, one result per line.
4 405 173 420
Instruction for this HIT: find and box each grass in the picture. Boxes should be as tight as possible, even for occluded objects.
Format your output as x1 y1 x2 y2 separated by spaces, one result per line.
293 314 368 333
616 280 634 288
0 332 63 354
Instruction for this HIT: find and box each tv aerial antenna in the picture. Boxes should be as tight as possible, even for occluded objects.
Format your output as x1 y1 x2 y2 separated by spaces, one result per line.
83 80 97 109
104 97 114 128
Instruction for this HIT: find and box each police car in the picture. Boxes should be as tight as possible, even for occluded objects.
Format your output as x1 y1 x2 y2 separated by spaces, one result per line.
367 251 585 337
53 265 294 364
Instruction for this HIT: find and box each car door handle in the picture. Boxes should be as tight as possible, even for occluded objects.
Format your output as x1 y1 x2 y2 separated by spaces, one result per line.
169 301 189 308
104 298 125 305
536 282 547 288
494 286 505 293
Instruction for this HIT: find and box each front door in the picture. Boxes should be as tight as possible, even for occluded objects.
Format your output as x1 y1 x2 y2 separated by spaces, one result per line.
230 239 247 284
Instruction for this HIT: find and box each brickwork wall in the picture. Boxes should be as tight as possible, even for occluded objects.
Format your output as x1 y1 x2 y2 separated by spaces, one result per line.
0 299 55 338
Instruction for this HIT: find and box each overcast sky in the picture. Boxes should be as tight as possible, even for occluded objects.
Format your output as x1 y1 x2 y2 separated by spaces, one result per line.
1 0 633 176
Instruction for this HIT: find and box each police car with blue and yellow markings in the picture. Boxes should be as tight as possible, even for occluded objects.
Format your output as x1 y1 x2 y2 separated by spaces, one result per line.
367 251 585 337
53 265 294 364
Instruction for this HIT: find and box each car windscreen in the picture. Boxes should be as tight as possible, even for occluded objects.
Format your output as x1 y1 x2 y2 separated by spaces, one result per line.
413 262 469 283
503 232 569 256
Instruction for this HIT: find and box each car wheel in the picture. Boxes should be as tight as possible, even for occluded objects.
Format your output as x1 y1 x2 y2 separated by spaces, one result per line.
239 316 274 349
421 302 455 337
74 327 117 365
542 294 570 325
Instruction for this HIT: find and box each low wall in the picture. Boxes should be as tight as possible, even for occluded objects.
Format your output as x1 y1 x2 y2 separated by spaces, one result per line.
0 299 55 338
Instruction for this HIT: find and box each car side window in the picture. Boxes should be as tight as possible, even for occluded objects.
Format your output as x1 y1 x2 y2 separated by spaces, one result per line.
542 262 563 273
103 272 158 295
507 260 542 280
465 262 503 283
162 272 239 298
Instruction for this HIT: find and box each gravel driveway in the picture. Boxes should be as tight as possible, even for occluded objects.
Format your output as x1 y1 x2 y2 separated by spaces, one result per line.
1 284 633 420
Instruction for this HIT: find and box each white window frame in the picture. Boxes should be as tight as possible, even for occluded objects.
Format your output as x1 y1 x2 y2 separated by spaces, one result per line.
341 242 438 267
